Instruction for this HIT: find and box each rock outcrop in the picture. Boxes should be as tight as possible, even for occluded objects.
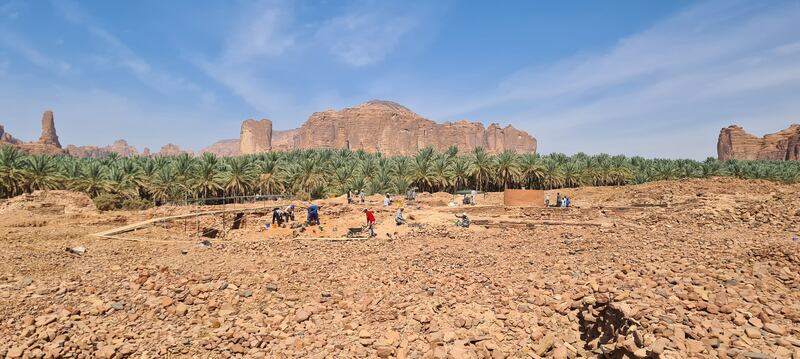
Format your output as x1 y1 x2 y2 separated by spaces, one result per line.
717 124 800 160
66 140 140 158
157 143 190 157
7 111 66 155
290 101 536 155
0 125 21 145
201 139 241 157
38 111 61 148
239 119 272 155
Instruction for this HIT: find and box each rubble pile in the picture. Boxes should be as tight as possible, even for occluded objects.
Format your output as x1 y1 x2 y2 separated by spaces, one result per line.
0 178 798 358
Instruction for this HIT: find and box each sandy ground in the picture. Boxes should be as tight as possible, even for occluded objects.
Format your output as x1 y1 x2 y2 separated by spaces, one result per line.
0 178 799 358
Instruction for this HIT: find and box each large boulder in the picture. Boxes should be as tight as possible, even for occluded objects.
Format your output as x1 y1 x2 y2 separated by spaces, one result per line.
717 124 800 160
239 119 273 154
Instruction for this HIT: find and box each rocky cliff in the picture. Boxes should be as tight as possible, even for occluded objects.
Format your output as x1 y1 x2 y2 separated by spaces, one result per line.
290 101 536 155
240 119 272 155
718 124 800 161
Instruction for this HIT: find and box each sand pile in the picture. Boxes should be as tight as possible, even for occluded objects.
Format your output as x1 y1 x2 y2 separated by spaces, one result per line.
0 190 97 215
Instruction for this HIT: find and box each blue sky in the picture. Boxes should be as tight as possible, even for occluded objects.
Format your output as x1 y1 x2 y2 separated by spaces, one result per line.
1 0 799 158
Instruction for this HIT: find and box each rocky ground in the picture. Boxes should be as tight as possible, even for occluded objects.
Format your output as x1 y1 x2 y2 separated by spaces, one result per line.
0 178 799 358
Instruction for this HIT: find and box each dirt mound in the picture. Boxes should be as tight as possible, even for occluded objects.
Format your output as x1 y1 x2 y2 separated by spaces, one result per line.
0 190 97 215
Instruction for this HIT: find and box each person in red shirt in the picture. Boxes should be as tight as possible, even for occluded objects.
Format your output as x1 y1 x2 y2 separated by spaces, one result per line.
363 209 376 238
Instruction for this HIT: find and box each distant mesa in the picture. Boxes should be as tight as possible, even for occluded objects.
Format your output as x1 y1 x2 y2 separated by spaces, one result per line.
234 100 537 156
717 124 800 161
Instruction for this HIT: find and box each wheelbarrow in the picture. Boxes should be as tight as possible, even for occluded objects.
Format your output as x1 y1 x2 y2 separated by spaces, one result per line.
346 226 368 238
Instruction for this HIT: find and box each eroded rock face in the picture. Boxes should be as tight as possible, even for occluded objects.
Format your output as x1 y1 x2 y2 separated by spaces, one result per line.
292 101 536 155
201 139 241 157
38 111 61 148
271 130 298 152
240 119 272 155
718 124 800 160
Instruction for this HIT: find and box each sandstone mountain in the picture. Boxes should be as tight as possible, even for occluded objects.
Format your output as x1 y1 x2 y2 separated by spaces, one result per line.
717 124 800 161
67 140 140 158
236 100 537 155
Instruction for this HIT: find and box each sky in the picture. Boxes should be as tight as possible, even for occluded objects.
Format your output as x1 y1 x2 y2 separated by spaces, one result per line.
1 0 799 159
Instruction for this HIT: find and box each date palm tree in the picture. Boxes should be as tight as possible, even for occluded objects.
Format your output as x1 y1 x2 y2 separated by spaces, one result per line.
470 147 493 191
0 146 27 197
495 150 521 189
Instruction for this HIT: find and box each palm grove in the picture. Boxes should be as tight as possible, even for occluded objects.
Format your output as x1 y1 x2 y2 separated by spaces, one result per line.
2 145 799 209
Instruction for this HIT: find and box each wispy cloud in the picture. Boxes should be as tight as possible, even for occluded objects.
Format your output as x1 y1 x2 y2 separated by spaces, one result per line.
197 0 431 123
421 0 800 158
221 0 296 65
51 0 215 102
316 6 420 67
0 31 72 75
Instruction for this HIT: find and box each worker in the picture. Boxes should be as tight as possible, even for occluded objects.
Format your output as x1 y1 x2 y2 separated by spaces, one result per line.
395 207 406 225
556 193 562 208
470 190 477 205
565 197 571 208
455 213 470 227
363 208 376 237
272 207 285 227
359 189 365 203
307 202 320 225
283 204 295 222
545 192 551 207
347 191 353 204
383 193 392 206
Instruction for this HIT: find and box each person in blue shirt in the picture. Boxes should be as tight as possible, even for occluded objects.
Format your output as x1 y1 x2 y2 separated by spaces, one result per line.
306 203 321 225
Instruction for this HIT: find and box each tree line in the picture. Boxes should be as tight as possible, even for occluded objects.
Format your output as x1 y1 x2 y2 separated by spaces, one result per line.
1 145 799 209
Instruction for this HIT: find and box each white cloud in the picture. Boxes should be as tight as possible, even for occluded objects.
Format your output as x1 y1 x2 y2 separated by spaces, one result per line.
221 1 296 64
0 31 72 75
422 1 800 159
51 0 215 102
316 8 419 67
